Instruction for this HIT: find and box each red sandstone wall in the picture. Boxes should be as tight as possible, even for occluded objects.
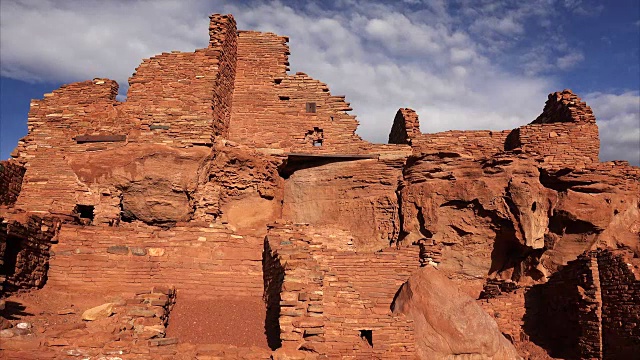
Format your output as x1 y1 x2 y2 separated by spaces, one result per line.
597 251 640 359
267 223 419 358
508 122 600 166
12 79 121 161
388 108 420 145
404 90 600 166
0 161 26 206
506 90 600 166
0 216 60 295
124 14 236 145
478 281 527 343
525 253 603 359
412 129 511 158
209 14 237 138
47 224 264 297
229 31 385 154
14 152 93 215
123 49 221 146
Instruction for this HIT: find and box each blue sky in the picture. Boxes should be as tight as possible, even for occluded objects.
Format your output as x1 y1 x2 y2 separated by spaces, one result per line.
1 0 639 164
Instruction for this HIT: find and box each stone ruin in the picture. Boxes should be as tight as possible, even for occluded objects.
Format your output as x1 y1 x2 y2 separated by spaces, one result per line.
0 13 638 360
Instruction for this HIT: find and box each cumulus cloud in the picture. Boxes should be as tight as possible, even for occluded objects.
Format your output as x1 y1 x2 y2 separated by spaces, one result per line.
585 91 640 165
0 0 637 165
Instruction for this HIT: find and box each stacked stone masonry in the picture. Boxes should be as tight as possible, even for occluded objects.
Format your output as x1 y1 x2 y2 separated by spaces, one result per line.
1 11 639 360
266 223 418 358
1 215 60 295
0 161 25 207
47 223 264 297
597 250 640 359
388 108 420 145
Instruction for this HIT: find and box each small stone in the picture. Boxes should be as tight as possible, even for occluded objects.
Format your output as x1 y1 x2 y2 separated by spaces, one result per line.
127 308 156 317
47 338 70 346
130 247 147 256
57 308 76 315
148 248 165 257
82 303 115 321
107 245 129 255
149 337 178 346
16 322 32 329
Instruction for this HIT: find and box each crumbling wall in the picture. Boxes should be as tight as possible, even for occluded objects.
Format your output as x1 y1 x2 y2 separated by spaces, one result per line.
506 90 600 166
209 14 238 138
262 236 285 350
46 224 264 297
522 253 602 359
124 14 237 146
388 108 420 145
0 161 26 206
412 130 511 158
14 152 92 215
478 281 527 343
597 250 640 359
229 32 376 153
524 252 602 359
12 79 122 162
522 250 640 359
0 215 60 295
266 223 419 358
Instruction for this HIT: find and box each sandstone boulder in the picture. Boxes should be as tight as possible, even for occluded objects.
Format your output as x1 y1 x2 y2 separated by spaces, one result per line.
81 303 115 321
392 266 521 360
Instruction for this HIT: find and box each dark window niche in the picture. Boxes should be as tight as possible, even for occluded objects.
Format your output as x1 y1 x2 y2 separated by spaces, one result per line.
279 96 290 101
75 204 95 224
306 102 317 113
1 236 21 276
359 329 373 347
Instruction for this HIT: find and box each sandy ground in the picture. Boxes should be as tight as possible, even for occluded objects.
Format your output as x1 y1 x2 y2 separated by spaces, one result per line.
165 296 270 348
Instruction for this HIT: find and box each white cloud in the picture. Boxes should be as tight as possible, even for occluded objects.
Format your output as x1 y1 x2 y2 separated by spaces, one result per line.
556 52 585 70
0 0 637 165
585 91 640 165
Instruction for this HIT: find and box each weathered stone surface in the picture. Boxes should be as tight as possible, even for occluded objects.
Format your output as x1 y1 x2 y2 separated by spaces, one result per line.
81 303 115 321
0 10 638 360
392 266 521 360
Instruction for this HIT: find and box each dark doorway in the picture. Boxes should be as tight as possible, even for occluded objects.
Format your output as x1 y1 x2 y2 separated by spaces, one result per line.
1 236 22 276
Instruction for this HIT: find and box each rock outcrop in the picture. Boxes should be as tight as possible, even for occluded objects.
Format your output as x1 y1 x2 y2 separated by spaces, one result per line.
392 266 521 360
0 12 638 360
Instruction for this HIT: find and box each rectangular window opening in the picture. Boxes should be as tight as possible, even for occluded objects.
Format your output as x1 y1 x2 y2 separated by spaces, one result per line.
306 102 317 113
359 329 373 347
313 140 323 147
74 204 95 224
279 96 290 101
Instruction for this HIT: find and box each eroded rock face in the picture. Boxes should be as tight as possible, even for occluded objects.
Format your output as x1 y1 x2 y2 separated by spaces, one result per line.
192 140 284 231
392 266 521 360
63 141 284 229
282 158 403 250
400 154 640 295
68 144 210 225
